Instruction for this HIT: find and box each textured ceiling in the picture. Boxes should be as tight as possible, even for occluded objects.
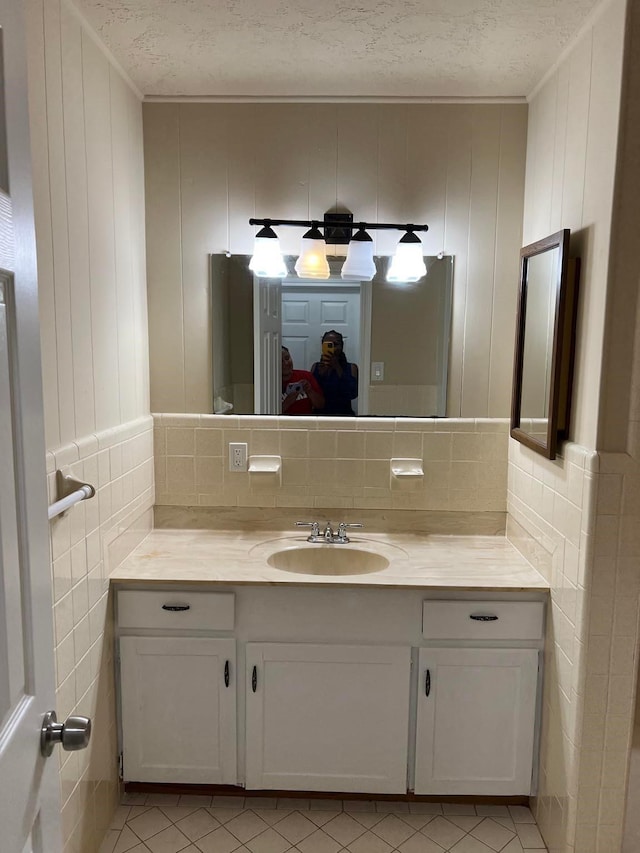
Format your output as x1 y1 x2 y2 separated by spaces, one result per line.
74 0 603 98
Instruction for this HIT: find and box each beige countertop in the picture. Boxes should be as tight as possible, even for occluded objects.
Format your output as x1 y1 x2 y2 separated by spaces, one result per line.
110 529 550 592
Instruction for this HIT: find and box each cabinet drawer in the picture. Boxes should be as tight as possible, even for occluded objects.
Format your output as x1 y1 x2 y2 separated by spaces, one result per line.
118 590 234 631
422 600 544 641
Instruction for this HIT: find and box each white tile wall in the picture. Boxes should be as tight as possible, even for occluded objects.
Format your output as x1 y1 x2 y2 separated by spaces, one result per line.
47 417 154 853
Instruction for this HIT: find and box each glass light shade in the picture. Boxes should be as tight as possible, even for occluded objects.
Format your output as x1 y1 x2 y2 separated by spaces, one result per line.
294 234 330 279
386 236 427 283
341 231 376 281
249 235 287 278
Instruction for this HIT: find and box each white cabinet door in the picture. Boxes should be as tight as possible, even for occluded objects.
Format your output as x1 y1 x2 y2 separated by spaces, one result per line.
120 637 237 784
414 647 539 795
246 643 411 793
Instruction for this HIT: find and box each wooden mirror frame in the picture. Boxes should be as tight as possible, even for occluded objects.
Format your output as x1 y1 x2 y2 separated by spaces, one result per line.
510 229 580 460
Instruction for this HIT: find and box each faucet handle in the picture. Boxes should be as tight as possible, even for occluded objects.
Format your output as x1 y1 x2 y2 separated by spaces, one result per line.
336 522 363 542
296 521 320 540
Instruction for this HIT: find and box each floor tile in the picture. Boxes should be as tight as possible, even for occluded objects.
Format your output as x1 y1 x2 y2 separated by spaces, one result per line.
375 800 410 814
447 816 483 833
127 846 152 853
421 816 466 849
246 799 279 811
162 807 202 824
100 830 122 853
502 840 525 853
278 798 310 810
213 797 246 809
508 807 535 824
409 804 443 815
195 826 243 853
296 828 342 853
115 827 147 853
112 807 133 830
343 801 376 812
123 793 149 805
371 814 415 847
396 833 445 853
470 818 515 851
272 811 318 844
515 824 545 848
129 807 153 821
128 808 172 842
310 799 342 811
322 813 366 846
442 805 477 816
399 814 437 831
347 812 384 830
494 818 516 832
145 824 192 853
146 795 181 807
177 810 222 842
475 806 510 818
346 830 394 853
306 811 341 828
181 796 214 809
253 810 291 826
208 809 246 825
244 828 291 853
226 812 272 844
449 836 495 852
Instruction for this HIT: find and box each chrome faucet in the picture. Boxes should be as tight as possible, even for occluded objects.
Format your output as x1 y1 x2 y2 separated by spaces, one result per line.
296 521 363 544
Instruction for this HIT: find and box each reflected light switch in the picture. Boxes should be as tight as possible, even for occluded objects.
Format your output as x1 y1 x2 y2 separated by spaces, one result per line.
371 362 384 382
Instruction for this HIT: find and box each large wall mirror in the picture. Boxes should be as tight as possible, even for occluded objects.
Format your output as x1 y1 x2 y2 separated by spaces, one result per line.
211 255 453 418
510 229 579 459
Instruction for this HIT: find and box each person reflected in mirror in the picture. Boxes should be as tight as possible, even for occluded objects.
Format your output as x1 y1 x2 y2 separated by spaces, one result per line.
311 330 359 415
281 346 324 415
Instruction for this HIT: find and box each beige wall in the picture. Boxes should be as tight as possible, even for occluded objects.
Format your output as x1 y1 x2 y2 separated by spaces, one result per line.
25 1 152 851
143 102 527 417
508 1 632 852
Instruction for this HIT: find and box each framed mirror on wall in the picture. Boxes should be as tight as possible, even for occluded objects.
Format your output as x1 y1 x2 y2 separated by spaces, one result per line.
211 254 453 419
510 229 580 460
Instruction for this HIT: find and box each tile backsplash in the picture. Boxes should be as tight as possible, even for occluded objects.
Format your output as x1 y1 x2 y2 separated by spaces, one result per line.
153 414 509 513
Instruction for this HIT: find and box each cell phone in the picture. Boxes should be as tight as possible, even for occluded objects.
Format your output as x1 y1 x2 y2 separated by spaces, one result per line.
289 382 303 393
322 341 335 357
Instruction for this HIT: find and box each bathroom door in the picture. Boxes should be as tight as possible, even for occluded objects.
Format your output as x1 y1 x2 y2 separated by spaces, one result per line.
0 2 62 850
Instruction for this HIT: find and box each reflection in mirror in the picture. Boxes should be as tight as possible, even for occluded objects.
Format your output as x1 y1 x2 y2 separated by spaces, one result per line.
211 255 453 418
511 229 579 460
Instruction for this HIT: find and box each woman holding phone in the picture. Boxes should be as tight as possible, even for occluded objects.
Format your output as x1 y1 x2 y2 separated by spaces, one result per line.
310 330 359 415
281 346 324 415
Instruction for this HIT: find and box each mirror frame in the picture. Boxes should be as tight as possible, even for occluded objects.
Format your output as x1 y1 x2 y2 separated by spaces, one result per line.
510 228 580 460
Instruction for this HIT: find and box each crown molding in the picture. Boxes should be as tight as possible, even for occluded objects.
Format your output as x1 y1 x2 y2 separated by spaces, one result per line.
143 94 528 105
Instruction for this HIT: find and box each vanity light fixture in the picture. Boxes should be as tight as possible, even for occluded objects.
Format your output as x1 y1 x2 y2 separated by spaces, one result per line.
248 215 429 283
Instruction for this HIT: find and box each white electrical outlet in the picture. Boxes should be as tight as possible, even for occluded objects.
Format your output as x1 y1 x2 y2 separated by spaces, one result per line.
229 442 248 472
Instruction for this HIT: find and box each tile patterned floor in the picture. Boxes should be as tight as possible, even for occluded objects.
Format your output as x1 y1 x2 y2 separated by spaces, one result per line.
100 795 549 853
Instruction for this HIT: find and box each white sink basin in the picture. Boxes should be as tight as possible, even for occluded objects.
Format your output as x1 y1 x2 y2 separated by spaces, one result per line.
267 546 389 575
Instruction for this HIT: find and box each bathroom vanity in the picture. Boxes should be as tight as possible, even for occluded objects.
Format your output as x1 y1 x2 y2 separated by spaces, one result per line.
111 529 548 798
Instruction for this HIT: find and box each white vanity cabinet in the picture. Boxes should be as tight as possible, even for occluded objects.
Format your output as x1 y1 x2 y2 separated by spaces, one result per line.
117 590 237 784
414 600 544 795
245 643 411 793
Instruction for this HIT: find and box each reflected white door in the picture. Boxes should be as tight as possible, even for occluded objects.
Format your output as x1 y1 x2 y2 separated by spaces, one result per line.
0 2 62 851
253 277 281 414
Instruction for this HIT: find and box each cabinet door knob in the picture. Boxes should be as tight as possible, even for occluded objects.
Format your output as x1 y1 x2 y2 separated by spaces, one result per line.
224 660 230 688
252 665 257 693
161 604 190 612
425 669 431 697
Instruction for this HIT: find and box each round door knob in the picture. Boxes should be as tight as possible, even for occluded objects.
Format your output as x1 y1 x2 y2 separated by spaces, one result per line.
41 710 92 757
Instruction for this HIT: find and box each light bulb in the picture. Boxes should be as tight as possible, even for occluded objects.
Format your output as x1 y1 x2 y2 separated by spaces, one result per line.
294 226 330 279
386 232 427 283
248 225 287 278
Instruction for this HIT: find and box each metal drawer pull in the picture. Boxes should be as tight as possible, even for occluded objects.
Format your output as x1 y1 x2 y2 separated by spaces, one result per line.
252 666 257 693
470 614 499 621
425 669 431 697
224 660 230 688
161 604 191 612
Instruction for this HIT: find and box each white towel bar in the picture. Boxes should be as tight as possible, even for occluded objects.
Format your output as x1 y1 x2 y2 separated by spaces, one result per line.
48 471 95 521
